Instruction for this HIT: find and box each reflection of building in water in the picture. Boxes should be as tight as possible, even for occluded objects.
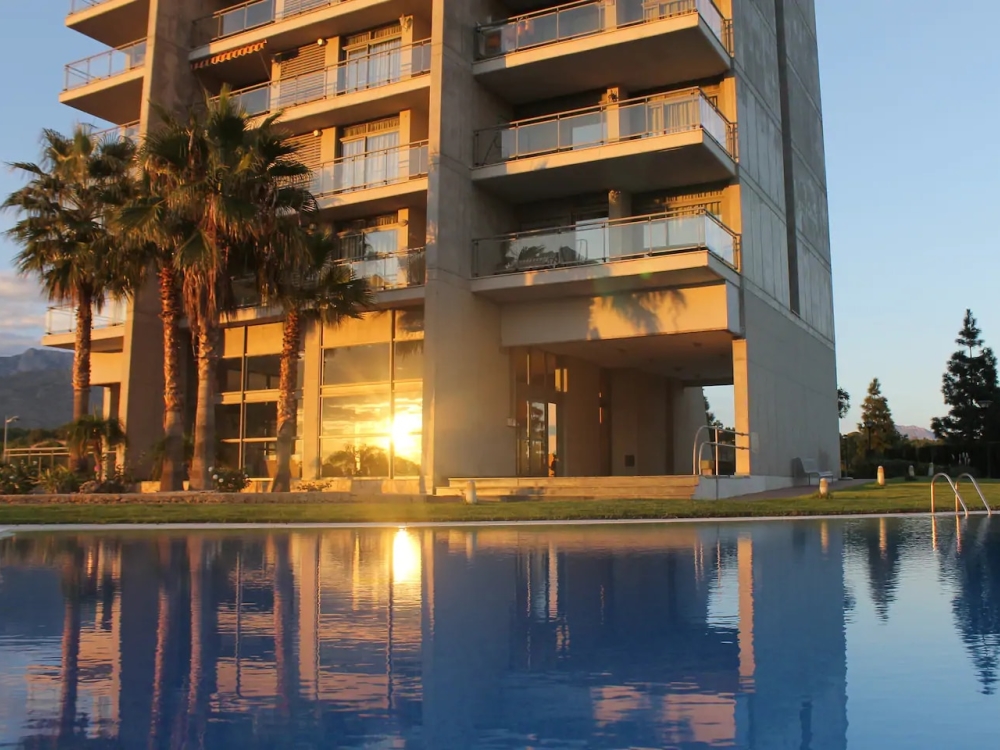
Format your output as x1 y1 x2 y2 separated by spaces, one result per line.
0 526 848 749
737 524 848 750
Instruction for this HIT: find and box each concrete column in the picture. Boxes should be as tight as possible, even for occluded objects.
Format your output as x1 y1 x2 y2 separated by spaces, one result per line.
421 0 516 489
733 338 753 475
117 0 205 476
301 320 322 480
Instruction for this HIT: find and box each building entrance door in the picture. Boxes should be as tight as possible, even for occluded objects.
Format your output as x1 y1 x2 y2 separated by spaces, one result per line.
518 400 562 477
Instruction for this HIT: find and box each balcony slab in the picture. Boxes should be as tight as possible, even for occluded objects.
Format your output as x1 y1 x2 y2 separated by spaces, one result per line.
67 0 150 48
475 14 730 104
472 130 735 203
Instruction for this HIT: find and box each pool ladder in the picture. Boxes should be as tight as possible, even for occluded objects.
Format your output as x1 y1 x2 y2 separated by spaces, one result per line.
930 473 992 517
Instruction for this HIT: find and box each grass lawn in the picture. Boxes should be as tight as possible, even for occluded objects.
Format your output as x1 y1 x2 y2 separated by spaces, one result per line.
1 479 996 526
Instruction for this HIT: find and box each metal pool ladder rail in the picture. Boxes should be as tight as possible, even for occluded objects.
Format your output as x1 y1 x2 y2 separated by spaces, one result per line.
930 473 991 516
956 473 992 515
931 473 969 516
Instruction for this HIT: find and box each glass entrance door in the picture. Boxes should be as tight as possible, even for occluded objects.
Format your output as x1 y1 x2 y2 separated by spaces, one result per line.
519 400 561 477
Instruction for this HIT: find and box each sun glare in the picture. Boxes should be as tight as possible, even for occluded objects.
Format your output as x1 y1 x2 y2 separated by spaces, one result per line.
392 528 421 584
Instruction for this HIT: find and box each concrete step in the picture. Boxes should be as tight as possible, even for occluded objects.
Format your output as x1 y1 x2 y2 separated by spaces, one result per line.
438 476 700 501
447 476 700 490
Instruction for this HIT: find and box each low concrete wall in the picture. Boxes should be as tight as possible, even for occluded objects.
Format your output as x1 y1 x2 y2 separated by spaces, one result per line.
693 475 797 500
0 492 442 505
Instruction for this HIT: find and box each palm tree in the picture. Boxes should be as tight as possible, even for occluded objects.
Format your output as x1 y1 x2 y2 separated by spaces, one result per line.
258 229 371 492
3 127 135 465
66 415 127 480
133 92 314 490
116 165 195 491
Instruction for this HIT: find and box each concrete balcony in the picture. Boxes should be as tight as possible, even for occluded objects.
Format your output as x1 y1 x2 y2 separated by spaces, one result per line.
471 208 739 302
312 141 429 219
60 39 146 123
474 0 732 103
42 301 128 352
472 89 736 202
190 0 419 67
67 0 150 48
224 40 430 131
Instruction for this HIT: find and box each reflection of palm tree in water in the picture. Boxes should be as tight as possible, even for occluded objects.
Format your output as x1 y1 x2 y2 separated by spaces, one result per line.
944 518 1000 694
853 518 907 622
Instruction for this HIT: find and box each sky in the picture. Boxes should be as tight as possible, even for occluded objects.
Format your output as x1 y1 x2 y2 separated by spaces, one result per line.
0 1 998 432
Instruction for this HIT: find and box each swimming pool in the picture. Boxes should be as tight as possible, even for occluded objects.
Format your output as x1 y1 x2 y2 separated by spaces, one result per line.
0 517 996 748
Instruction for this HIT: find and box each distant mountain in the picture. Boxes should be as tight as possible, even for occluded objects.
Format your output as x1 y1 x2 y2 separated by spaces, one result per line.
897 425 935 441
0 349 81 429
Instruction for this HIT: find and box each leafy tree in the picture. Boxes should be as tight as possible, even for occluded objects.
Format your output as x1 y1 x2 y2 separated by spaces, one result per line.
132 92 314 490
257 229 371 492
3 127 135 466
857 378 899 456
838 387 851 420
931 310 1000 445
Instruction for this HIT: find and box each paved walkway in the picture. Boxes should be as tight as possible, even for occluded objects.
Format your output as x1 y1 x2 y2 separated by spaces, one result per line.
732 478 872 501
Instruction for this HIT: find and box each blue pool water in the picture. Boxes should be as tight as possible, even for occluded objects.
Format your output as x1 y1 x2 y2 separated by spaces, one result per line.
0 517 997 748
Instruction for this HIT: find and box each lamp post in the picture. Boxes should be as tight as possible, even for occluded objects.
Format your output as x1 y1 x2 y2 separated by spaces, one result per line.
3 416 20 464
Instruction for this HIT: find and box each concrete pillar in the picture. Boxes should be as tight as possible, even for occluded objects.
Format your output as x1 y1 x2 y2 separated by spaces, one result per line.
733 338 753 475
422 0 515 489
117 0 206 476
301 320 322 480
608 188 632 259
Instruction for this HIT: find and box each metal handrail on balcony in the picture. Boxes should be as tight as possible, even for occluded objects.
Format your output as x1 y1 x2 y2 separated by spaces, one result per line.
68 0 114 15
224 40 432 117
474 88 735 166
475 0 730 59
335 247 426 291
64 38 147 91
192 0 351 46
311 141 429 197
91 121 141 142
45 301 128 336
472 207 739 277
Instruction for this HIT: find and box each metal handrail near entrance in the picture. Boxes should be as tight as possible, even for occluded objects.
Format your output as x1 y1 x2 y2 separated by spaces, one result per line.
956 473 992 515
931 473 969 517
692 425 750 476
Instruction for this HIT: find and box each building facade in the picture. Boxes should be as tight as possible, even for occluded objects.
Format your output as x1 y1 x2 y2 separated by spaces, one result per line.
46 0 838 492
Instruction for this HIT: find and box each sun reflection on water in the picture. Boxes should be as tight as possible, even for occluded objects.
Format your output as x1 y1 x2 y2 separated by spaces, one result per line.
392 528 421 584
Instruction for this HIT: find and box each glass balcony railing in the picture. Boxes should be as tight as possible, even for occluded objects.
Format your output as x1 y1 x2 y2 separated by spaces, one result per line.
45 301 128 336
472 208 738 278
474 88 735 166
192 0 349 47
92 121 141 143
311 142 429 197
475 0 728 60
68 0 115 15
64 39 147 91
336 248 426 291
225 40 432 117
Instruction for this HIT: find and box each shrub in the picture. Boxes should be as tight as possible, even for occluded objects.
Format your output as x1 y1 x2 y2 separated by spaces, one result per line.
0 462 38 495
209 466 250 493
35 466 81 494
79 465 135 494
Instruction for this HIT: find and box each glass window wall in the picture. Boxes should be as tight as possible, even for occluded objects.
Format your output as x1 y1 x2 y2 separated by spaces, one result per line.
320 311 423 478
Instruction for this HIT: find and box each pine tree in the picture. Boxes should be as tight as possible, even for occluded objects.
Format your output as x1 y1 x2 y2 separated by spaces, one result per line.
858 378 899 456
931 310 1000 445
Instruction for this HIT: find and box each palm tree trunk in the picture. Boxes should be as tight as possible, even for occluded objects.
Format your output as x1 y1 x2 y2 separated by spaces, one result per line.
71 291 93 471
159 267 186 491
190 320 219 491
271 310 301 492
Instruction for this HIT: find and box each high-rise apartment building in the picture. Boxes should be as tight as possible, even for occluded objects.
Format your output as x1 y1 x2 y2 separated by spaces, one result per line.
46 0 838 494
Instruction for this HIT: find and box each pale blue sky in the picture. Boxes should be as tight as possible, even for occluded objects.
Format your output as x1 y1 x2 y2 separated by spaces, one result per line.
1 1 998 431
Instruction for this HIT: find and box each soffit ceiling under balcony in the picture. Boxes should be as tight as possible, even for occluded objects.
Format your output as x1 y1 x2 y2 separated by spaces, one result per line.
475 18 730 104
66 0 151 49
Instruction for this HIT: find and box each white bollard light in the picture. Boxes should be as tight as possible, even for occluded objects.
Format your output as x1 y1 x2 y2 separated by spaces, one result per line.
819 477 830 498
465 480 478 505
877 466 886 487
908 465 915 480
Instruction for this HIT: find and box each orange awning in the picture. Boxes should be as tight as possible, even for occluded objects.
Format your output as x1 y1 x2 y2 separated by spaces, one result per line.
191 40 267 70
